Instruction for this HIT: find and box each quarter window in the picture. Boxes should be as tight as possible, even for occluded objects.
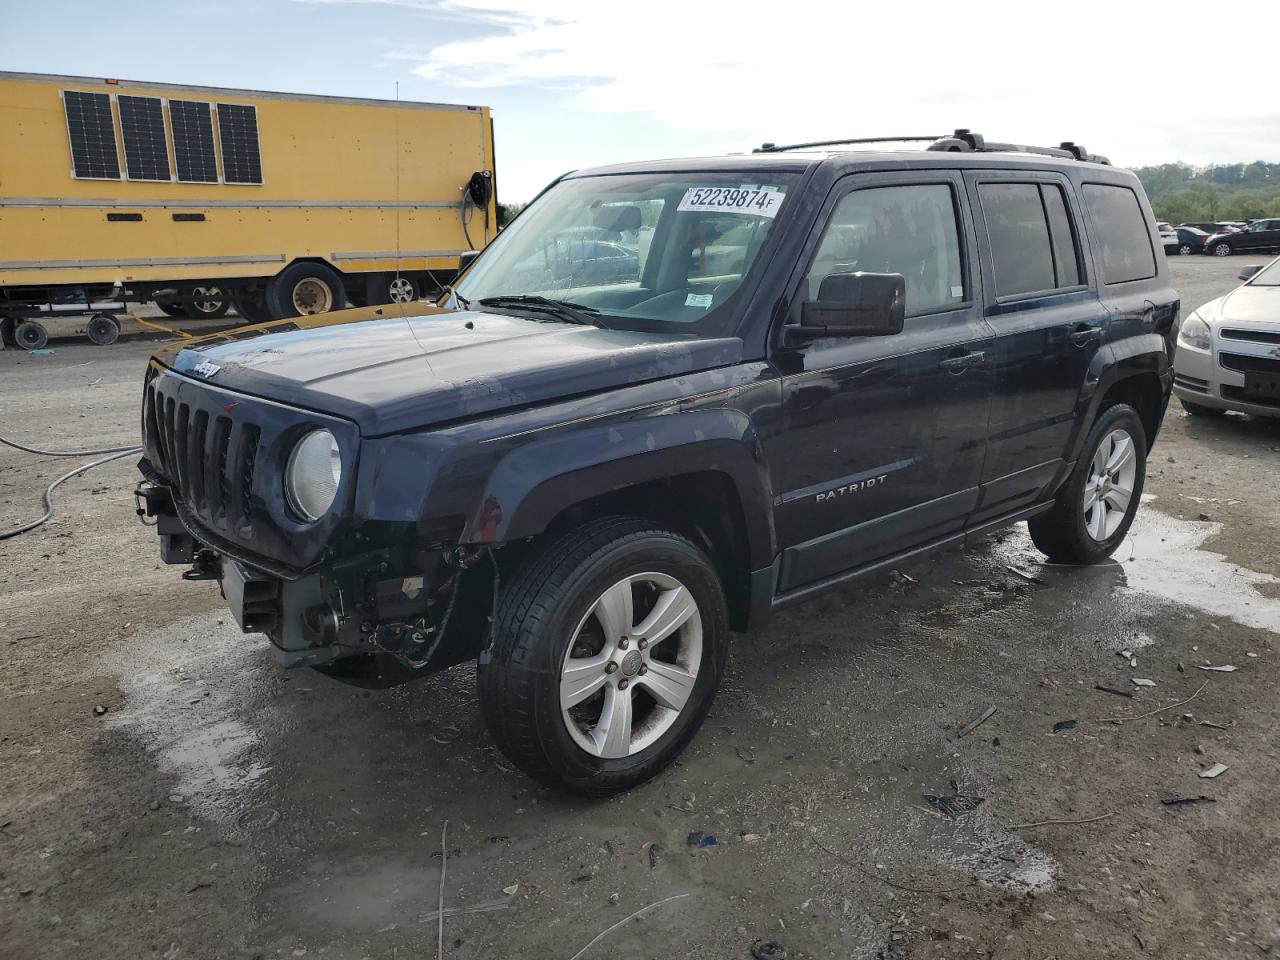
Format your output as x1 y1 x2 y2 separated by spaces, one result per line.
979 182 1081 297
1082 184 1156 284
805 184 965 318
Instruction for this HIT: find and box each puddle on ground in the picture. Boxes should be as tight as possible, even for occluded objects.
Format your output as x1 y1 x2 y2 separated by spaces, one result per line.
101 611 277 820
988 498 1280 635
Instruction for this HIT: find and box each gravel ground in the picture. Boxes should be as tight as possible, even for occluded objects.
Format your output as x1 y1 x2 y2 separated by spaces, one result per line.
2 256 1278 960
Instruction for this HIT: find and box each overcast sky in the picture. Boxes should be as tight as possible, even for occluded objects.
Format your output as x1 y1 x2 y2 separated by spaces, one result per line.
4 0 1277 202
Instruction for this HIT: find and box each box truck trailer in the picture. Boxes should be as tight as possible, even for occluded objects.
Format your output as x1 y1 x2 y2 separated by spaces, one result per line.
0 71 496 348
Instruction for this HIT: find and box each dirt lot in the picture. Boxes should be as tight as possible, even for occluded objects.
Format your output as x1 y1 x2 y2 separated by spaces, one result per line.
2 256 1278 960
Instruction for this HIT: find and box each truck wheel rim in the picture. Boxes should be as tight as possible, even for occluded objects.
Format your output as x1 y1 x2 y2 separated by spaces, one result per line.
388 277 415 303
560 572 702 759
1083 427 1137 541
191 286 223 313
292 278 333 314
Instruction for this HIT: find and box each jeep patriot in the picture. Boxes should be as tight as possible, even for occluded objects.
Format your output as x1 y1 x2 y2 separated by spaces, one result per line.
135 131 1178 795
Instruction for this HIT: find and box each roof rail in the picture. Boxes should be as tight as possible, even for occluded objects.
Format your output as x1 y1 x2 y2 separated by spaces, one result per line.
753 135 946 153
927 129 1110 165
752 129 1110 165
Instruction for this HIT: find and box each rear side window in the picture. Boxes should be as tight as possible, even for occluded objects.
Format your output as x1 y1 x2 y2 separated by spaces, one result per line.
978 182 1080 297
1082 184 1156 284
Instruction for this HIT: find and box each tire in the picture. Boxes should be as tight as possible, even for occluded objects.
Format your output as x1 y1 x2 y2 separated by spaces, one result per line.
0 317 16 347
1180 398 1225 417
182 283 229 319
230 292 272 325
1179 244 1194 256
366 273 421 306
479 516 728 797
1028 403 1147 564
156 301 189 319
15 320 48 351
265 262 346 319
1211 241 1233 257
86 313 119 346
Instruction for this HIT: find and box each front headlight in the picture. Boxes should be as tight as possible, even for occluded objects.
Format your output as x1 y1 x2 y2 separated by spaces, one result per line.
1178 314 1212 351
285 429 341 522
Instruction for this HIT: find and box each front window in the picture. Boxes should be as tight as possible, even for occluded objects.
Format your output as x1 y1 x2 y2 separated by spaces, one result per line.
453 172 798 335
1248 259 1280 286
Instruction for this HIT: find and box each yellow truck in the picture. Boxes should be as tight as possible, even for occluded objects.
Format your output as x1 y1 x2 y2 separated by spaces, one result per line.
0 71 497 348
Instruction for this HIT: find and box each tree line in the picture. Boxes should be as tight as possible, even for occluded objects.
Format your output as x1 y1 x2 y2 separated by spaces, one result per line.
1134 161 1280 223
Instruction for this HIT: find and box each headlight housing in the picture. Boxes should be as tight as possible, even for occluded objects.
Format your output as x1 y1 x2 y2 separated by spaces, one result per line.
1178 313 1212 351
285 429 341 522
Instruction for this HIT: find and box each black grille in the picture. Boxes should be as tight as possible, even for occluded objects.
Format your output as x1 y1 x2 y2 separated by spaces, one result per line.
1219 352 1280 375
1173 373 1209 394
1221 328 1280 346
146 379 259 533
1222 385 1280 409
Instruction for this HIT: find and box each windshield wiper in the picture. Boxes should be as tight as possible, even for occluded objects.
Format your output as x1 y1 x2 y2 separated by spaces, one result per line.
476 295 609 329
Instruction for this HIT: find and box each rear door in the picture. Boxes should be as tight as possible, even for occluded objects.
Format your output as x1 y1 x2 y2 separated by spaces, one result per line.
767 172 995 593
965 172 1108 523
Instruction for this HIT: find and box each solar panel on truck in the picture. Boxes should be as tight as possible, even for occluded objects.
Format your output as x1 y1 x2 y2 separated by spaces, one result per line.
63 90 120 180
169 99 218 183
118 95 171 181
216 103 262 184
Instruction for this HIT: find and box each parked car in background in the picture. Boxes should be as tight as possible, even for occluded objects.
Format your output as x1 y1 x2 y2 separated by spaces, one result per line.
1178 221 1240 235
1174 227 1210 255
1157 221 1179 251
1174 257 1280 418
1204 219 1280 257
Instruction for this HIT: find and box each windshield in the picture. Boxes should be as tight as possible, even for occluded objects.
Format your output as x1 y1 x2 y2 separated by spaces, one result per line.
453 172 798 335
1249 258 1280 286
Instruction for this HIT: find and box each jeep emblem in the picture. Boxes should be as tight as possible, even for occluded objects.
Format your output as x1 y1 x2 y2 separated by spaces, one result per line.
192 360 221 378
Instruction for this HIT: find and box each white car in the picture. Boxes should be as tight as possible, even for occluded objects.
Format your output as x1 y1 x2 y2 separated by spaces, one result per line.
1157 221 1179 252
1173 256 1280 417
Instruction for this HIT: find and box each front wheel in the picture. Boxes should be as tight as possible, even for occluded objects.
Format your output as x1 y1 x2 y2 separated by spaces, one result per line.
1212 241 1233 257
479 517 728 797
1179 243 1195 256
183 283 229 319
1028 403 1147 564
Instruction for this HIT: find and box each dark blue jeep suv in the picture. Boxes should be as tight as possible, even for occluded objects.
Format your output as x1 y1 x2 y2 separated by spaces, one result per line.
136 131 1177 795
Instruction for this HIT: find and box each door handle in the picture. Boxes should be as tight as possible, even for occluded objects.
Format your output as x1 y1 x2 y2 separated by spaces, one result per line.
938 350 985 373
1069 324 1102 346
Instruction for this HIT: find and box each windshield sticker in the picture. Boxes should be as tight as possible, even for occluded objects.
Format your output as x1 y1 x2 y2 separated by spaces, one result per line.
678 186 784 219
685 293 714 309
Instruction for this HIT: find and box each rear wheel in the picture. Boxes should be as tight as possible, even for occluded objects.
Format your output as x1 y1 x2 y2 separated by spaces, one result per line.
366 273 421 306
479 516 728 797
231 291 272 324
182 283 229 319
15 320 48 351
1028 403 1146 564
1212 241 1233 257
156 300 189 319
266 262 346 319
1179 243 1195 256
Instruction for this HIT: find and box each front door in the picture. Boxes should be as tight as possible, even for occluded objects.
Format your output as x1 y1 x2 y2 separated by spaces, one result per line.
767 173 994 594
964 172 1108 521
1238 219 1280 253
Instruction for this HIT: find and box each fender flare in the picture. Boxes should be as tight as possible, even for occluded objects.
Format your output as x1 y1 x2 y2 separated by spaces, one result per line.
462 408 776 569
1068 334 1170 462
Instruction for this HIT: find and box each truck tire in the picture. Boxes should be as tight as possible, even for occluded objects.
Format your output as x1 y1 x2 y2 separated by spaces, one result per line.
266 262 346 318
156 300 189 319
15 320 49 351
366 273 421 306
478 516 728 797
183 283 230 319
231 292 272 325
1028 403 1147 564
86 313 120 346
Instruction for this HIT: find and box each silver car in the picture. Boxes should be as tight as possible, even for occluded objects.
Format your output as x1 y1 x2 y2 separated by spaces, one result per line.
1173 257 1280 417
1157 221 1179 252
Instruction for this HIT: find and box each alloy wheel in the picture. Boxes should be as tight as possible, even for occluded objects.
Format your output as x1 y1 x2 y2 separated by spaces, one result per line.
1082 427 1137 541
388 277 416 303
559 572 702 759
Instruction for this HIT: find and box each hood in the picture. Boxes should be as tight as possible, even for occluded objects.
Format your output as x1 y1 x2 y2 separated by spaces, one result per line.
153 304 743 436
1201 284 1280 327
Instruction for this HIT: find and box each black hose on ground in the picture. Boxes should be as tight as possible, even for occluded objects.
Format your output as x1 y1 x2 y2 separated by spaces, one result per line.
0 434 142 541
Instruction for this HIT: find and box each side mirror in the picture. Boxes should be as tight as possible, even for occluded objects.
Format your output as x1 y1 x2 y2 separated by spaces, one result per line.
1238 264 1262 282
787 272 906 343
458 250 481 274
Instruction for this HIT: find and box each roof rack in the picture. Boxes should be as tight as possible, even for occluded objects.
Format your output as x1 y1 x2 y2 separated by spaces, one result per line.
752 129 1109 165
926 129 1110 165
754 135 946 153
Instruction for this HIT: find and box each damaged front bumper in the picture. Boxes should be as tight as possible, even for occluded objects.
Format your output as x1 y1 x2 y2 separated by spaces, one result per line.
135 473 488 687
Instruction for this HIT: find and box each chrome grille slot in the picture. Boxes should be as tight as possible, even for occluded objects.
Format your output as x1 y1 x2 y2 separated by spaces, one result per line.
189 409 209 508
